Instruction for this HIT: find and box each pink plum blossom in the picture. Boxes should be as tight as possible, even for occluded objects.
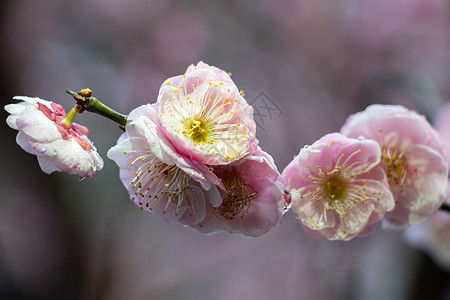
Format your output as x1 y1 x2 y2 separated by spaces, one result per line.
341 104 448 230
156 61 257 165
5 96 103 178
282 133 394 241
192 148 285 237
107 103 223 226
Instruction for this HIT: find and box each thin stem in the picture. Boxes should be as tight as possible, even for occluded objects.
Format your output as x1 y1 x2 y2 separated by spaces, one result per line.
66 89 128 127
61 106 79 128
85 96 128 126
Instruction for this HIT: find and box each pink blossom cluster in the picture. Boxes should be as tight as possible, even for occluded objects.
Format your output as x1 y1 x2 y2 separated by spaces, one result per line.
107 62 286 237
5 63 449 241
283 104 448 240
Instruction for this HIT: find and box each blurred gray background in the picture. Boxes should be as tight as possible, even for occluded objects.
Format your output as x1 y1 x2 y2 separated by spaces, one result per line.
1 0 450 299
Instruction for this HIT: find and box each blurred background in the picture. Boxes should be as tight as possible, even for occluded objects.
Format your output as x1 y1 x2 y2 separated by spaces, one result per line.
1 0 450 299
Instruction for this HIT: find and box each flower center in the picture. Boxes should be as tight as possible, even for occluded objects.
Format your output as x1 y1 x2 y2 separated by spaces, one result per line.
214 170 257 220
182 116 212 144
325 176 347 200
382 147 406 186
128 153 192 216
37 102 93 151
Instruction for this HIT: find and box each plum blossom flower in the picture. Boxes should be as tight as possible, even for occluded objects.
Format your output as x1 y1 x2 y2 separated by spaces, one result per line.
107 104 223 226
156 61 257 165
190 148 285 237
282 133 394 241
340 104 448 230
5 96 103 178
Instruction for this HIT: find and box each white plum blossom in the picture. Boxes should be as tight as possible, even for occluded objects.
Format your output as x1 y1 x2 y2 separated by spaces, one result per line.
107 104 223 226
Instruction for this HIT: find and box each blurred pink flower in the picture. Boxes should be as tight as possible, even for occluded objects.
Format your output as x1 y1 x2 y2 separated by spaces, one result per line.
107 104 223 226
156 61 257 165
282 133 394 241
433 101 450 169
192 148 285 237
341 104 448 230
5 96 103 178
404 182 450 270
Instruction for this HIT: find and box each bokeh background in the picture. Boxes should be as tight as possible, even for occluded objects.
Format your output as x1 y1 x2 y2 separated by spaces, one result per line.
1 0 450 299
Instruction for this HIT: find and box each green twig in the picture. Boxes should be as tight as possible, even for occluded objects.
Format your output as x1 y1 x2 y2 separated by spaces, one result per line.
66 89 128 127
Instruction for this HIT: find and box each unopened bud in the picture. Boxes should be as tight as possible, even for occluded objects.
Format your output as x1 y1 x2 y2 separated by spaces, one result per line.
79 88 92 98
